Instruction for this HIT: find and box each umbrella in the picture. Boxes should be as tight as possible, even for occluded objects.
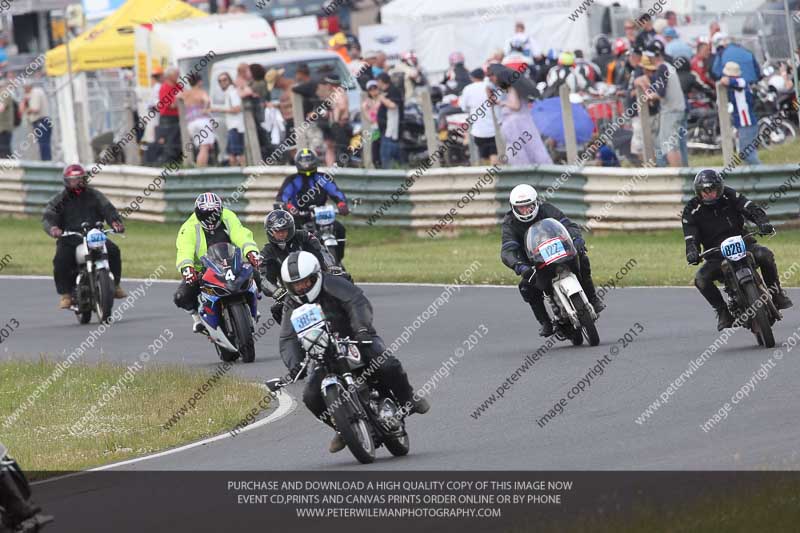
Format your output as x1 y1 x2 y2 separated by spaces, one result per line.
531 97 595 147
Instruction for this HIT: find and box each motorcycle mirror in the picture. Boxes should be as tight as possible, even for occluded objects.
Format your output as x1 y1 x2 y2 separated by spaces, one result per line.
265 378 284 392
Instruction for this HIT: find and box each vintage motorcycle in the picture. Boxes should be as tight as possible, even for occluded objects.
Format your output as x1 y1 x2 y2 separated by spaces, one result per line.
698 230 781 348
525 218 600 346
268 303 411 464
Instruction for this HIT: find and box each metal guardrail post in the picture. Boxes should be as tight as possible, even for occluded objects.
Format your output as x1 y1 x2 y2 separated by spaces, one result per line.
359 91 373 169
290 91 307 152
716 81 735 169
559 84 579 165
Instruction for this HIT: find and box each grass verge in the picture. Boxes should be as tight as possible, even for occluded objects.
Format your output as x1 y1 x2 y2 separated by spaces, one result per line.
0 359 271 473
689 137 800 168
1 215 799 286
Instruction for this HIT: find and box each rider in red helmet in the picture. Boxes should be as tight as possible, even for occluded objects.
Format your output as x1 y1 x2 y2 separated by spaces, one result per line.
42 164 126 309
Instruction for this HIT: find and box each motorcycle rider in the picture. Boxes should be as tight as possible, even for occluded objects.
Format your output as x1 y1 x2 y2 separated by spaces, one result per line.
277 149 350 259
174 192 260 332
42 164 126 309
278 251 429 453
501 184 605 337
683 169 793 330
260 209 343 324
0 443 53 532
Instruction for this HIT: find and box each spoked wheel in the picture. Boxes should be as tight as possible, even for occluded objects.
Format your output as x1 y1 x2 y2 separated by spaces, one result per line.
94 270 115 323
324 384 375 464
384 431 410 457
744 283 775 348
571 294 600 346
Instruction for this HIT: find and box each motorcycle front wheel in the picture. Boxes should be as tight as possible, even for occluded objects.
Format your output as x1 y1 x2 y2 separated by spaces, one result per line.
228 302 255 363
324 384 375 464
93 270 115 323
571 294 600 346
743 282 775 348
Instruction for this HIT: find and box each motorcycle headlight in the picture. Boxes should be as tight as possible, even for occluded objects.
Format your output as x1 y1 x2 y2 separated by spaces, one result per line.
299 327 330 358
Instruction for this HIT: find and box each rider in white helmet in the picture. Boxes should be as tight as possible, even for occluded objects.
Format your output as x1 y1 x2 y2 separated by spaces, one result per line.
501 184 604 336
278 251 430 454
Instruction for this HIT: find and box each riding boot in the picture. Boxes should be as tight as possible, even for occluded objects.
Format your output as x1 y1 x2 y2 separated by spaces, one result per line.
529 299 553 337
0 470 37 526
715 306 734 331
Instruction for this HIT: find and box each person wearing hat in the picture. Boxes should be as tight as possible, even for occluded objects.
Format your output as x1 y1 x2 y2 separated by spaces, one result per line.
631 53 661 162
721 61 760 165
328 32 351 63
460 68 498 165
711 34 760 84
664 27 693 61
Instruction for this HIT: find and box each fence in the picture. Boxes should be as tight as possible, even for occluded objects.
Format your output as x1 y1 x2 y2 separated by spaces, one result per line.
1 160 798 230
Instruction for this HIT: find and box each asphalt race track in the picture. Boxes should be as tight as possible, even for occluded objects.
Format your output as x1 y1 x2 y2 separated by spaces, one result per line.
5 278 800 471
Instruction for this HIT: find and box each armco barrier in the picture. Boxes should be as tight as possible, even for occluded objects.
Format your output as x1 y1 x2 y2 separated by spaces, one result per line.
1 160 799 230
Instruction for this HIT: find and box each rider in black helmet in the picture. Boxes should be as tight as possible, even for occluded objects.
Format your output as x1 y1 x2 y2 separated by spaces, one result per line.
683 169 793 330
259 209 341 324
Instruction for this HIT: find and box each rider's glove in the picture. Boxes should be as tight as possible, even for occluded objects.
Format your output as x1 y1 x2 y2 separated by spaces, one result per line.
111 221 125 234
270 301 284 324
514 262 535 282
686 248 700 266
573 237 587 254
328 265 345 276
354 328 372 344
246 251 261 269
286 202 299 215
758 222 775 235
182 266 199 285
49 226 63 238
337 201 350 216
273 286 288 301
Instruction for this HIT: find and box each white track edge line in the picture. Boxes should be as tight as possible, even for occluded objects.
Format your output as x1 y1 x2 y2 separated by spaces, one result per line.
32 387 297 484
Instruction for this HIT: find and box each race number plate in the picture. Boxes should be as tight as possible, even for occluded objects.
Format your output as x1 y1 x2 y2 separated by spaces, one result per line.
314 206 336 225
86 229 107 249
536 237 568 265
720 235 746 261
291 303 325 333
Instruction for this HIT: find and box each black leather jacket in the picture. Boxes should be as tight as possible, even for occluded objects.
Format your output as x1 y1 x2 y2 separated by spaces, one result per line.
259 230 336 297
682 187 768 254
279 274 375 371
500 202 583 271
42 187 121 234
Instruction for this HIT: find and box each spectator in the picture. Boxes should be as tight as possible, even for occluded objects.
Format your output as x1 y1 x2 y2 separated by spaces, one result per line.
376 72 403 168
504 22 543 59
721 61 760 165
156 66 182 163
0 36 8 69
598 143 621 166
711 34 761 84
270 68 297 161
665 10 678 28
545 52 589 96
348 46 373 89
0 80 13 158
709 21 721 43
592 36 615 82
318 74 351 166
180 74 215 167
607 38 629 86
364 50 382 77
632 53 660 163
460 68 498 165
21 82 52 161
211 72 245 166
361 80 382 167
574 49 601 85
648 48 686 167
635 14 657 50
390 51 427 103
235 62 255 98
442 51 471 95
329 32 351 63
291 64 325 156
691 42 715 93
623 19 638 49
664 28 693 61
653 19 668 44
487 64 551 165
375 52 388 74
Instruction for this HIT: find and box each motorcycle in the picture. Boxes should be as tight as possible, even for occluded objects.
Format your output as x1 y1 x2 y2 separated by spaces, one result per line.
197 243 259 363
61 222 120 324
697 230 781 348
274 202 347 268
0 443 53 532
524 218 600 346
267 303 411 464
686 92 720 151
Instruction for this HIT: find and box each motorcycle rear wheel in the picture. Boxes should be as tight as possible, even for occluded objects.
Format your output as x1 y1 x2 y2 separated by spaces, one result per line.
743 282 775 348
324 385 375 464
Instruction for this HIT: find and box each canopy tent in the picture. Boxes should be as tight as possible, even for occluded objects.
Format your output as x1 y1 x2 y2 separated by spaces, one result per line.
380 0 593 76
45 0 207 77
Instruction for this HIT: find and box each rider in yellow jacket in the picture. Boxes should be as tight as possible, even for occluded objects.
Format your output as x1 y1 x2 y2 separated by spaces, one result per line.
174 192 260 332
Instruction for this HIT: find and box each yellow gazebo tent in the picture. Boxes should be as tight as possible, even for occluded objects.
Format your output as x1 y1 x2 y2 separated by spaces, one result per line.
45 0 207 77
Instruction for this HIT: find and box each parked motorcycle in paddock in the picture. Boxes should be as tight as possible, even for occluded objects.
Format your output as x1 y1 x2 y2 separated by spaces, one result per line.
697 230 781 348
267 303 411 464
0 443 53 532
524 218 600 346
196 243 259 363
61 222 120 324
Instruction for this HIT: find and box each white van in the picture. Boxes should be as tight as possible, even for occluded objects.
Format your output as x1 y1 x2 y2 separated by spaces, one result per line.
134 14 278 118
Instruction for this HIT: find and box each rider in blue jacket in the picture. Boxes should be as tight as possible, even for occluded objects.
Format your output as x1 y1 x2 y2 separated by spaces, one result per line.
277 148 350 258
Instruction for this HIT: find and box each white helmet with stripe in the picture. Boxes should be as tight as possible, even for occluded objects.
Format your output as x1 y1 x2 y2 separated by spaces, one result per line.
281 251 323 304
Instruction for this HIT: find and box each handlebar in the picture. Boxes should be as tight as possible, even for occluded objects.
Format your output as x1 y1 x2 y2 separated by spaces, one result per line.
697 230 773 261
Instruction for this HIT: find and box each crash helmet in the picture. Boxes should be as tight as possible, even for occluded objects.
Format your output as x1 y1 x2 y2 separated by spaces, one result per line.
265 209 296 249
613 37 629 56
295 148 318 177
694 169 724 205
194 192 223 231
509 184 539 222
63 163 88 191
281 251 323 304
